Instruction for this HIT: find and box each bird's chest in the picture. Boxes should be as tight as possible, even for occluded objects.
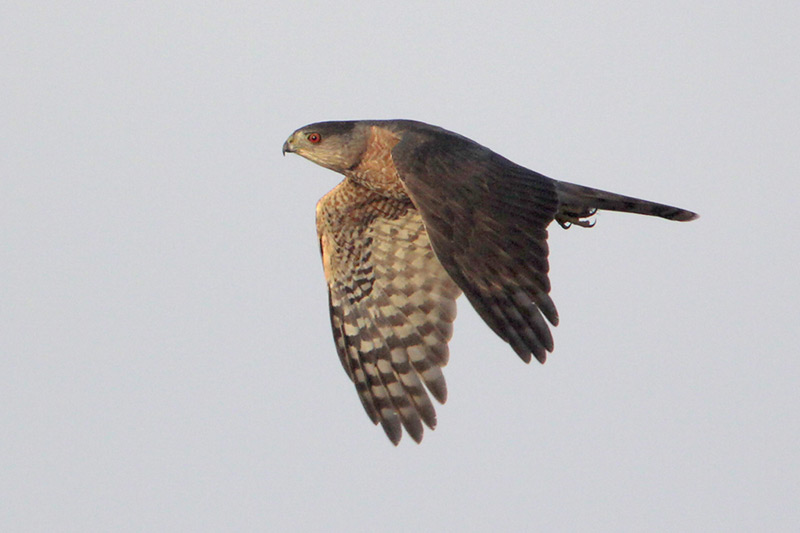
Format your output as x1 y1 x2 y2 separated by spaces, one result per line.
316 183 414 286
346 133 407 199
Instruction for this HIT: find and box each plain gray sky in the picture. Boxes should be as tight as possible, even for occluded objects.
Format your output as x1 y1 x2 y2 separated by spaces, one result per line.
2 2 798 531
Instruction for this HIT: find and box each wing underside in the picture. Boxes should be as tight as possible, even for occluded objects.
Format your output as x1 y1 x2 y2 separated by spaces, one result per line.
318 179 461 444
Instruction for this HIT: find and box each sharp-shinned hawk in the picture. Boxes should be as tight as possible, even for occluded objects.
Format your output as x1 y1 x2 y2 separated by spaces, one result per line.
282 119 697 445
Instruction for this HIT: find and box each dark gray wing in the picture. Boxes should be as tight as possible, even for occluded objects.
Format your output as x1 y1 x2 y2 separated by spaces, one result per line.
392 130 561 364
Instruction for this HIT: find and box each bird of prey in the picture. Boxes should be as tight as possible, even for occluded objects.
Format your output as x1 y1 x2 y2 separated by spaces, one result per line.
282 119 697 445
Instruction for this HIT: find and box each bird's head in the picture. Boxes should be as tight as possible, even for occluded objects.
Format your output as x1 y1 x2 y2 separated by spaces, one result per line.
282 121 368 173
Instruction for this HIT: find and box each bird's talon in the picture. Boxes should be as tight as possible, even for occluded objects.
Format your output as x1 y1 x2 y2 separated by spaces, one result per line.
556 211 596 229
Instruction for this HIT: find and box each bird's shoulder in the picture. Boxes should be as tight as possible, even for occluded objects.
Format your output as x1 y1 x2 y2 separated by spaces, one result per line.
316 179 417 276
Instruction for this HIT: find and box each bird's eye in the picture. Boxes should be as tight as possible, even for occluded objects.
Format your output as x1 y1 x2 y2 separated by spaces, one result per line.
307 133 322 144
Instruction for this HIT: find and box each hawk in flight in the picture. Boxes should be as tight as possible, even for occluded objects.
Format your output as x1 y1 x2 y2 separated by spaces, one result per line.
283 119 697 445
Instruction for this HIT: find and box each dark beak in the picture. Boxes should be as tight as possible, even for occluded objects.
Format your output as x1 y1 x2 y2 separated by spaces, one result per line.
282 139 293 156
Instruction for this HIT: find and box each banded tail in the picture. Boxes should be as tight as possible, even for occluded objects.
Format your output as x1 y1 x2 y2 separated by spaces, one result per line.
555 181 699 222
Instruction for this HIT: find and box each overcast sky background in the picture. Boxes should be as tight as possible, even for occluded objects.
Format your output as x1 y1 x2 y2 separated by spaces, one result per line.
2 2 799 531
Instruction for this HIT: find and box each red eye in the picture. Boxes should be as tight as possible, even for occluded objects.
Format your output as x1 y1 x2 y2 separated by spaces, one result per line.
307 132 321 143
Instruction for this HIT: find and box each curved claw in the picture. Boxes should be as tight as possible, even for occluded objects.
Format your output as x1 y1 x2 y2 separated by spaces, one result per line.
555 207 597 229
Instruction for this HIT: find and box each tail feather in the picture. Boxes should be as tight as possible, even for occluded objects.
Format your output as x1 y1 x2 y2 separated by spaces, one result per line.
555 181 698 222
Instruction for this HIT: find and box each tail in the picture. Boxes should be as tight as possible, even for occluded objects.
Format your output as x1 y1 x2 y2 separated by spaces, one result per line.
555 181 699 222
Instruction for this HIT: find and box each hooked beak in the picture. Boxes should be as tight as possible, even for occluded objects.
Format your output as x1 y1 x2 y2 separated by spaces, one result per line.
282 137 295 156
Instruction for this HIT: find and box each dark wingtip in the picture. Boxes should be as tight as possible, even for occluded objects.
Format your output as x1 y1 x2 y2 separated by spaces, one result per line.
428 380 447 404
386 431 401 446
